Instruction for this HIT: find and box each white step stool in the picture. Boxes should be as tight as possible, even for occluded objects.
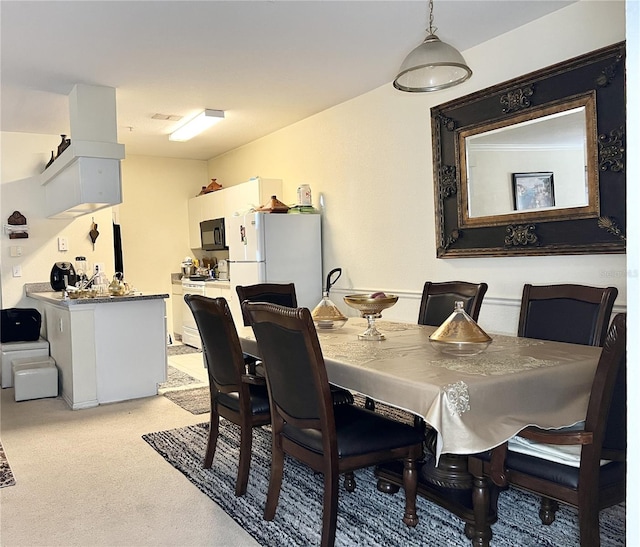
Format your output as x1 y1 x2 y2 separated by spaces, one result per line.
12 357 58 402
1 338 50 388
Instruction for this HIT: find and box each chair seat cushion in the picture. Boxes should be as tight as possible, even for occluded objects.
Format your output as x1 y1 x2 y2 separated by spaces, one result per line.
217 385 270 415
504 450 625 490
474 448 625 491
282 404 424 458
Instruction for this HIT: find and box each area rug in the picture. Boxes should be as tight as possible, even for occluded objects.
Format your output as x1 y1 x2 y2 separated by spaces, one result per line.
0 440 16 488
159 366 203 391
163 386 210 415
142 421 625 547
167 344 202 356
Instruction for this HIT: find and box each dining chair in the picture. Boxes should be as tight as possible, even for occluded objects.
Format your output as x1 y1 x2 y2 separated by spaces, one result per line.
244 301 424 547
184 294 271 497
518 283 618 346
417 281 489 327
468 313 627 547
236 283 354 406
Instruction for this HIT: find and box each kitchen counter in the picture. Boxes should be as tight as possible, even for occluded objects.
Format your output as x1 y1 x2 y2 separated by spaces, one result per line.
26 283 168 410
26 290 169 306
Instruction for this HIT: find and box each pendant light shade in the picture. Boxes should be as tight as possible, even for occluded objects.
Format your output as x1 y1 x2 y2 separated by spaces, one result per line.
394 0 471 92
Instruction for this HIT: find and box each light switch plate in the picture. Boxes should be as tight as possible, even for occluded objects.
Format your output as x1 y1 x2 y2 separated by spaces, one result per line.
12 265 22 277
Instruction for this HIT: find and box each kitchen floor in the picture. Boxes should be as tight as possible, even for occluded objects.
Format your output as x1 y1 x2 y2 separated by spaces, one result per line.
0 357 258 547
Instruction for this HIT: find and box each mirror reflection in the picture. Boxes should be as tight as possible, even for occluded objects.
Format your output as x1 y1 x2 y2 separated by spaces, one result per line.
458 93 598 228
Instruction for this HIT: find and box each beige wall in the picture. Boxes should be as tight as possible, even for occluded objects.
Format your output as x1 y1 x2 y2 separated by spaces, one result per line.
0 138 208 331
207 1 627 334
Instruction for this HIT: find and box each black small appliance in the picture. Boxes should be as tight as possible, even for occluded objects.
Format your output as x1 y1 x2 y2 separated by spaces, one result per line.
50 262 77 291
200 218 227 251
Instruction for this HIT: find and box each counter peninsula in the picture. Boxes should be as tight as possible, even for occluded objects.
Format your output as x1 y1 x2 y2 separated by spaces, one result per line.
26 285 169 409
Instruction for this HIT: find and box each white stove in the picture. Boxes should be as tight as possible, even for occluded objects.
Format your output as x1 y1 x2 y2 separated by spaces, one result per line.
181 279 206 349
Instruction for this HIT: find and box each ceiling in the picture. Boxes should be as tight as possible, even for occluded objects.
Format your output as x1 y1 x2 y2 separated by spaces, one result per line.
1 0 576 162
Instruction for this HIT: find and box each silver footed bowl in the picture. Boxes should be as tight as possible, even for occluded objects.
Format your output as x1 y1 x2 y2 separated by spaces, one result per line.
343 294 398 316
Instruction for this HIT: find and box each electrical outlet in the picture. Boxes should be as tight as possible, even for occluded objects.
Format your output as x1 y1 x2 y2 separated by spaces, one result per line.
12 265 22 277
58 237 68 251
94 262 105 273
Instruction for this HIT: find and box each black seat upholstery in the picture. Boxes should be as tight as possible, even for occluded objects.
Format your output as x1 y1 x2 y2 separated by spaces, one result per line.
468 313 627 547
517 283 618 346
184 294 270 496
417 281 488 326
245 302 424 547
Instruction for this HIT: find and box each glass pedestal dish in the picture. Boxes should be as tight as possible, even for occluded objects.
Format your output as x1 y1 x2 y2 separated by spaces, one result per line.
343 294 398 340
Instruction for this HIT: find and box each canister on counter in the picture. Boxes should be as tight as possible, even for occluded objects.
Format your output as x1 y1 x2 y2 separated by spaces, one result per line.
296 184 312 206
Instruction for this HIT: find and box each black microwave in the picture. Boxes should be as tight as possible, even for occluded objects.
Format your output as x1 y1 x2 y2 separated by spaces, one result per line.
200 218 227 251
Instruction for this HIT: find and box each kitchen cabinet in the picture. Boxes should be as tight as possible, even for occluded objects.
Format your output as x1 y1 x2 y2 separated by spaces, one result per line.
171 279 183 341
27 291 168 409
204 281 231 301
188 178 282 249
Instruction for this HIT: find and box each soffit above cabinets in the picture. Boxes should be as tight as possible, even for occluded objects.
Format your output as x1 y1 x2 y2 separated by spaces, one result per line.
41 84 125 219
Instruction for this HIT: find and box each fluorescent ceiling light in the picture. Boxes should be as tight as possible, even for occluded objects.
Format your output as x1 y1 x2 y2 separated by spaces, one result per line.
169 109 225 141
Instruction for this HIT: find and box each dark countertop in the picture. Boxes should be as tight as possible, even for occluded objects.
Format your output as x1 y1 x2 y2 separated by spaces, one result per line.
25 283 168 307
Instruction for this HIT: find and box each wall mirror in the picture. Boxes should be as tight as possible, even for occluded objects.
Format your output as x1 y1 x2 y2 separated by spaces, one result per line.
431 42 626 258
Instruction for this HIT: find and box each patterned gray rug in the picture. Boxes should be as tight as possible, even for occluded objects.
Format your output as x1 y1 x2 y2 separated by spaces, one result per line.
159 366 203 391
167 344 202 356
143 421 625 546
0 440 16 488
163 386 210 414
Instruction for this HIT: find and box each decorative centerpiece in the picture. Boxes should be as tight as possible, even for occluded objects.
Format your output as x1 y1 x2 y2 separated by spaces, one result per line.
429 301 492 356
312 268 348 329
343 292 398 340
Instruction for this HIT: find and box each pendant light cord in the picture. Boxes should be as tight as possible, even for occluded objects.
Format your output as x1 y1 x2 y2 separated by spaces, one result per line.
427 0 437 36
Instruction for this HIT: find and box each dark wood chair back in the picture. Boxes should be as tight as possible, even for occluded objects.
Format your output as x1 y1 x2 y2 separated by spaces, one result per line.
236 282 297 326
417 281 488 326
183 294 270 496
245 301 424 546
518 284 618 346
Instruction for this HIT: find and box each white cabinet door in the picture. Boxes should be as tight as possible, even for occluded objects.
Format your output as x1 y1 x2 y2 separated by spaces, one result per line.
171 281 183 338
187 197 202 249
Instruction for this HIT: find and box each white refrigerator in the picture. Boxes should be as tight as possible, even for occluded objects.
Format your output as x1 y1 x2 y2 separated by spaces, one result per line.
227 212 322 326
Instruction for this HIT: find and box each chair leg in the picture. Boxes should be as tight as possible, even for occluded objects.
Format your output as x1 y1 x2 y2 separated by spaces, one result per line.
264 439 284 521
539 496 558 525
343 471 356 492
321 471 340 547
401 455 419 527
203 408 220 469
235 424 252 496
577 486 601 547
365 397 376 410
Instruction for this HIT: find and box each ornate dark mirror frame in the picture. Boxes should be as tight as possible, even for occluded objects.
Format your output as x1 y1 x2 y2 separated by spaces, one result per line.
432 42 626 258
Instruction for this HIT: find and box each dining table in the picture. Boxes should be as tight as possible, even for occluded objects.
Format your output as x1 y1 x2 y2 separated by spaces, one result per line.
237 316 602 543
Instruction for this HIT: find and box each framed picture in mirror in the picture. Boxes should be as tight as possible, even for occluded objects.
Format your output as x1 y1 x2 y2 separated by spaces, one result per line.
512 172 555 211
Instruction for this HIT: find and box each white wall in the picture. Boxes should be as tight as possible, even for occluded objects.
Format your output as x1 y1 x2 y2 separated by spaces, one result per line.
206 1 627 334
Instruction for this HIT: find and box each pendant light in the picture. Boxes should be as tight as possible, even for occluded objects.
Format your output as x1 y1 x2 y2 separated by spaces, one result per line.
393 0 472 93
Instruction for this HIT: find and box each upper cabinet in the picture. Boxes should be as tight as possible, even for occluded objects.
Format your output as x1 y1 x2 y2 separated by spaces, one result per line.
188 177 282 249
40 85 125 219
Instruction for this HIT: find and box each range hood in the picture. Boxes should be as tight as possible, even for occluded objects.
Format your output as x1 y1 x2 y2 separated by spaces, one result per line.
40 84 125 219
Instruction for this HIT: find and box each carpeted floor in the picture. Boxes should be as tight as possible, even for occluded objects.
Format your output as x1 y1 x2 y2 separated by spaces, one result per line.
0 439 16 488
142 420 625 547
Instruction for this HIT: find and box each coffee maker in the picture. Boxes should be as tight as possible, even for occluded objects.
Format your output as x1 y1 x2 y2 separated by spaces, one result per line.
50 262 77 291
